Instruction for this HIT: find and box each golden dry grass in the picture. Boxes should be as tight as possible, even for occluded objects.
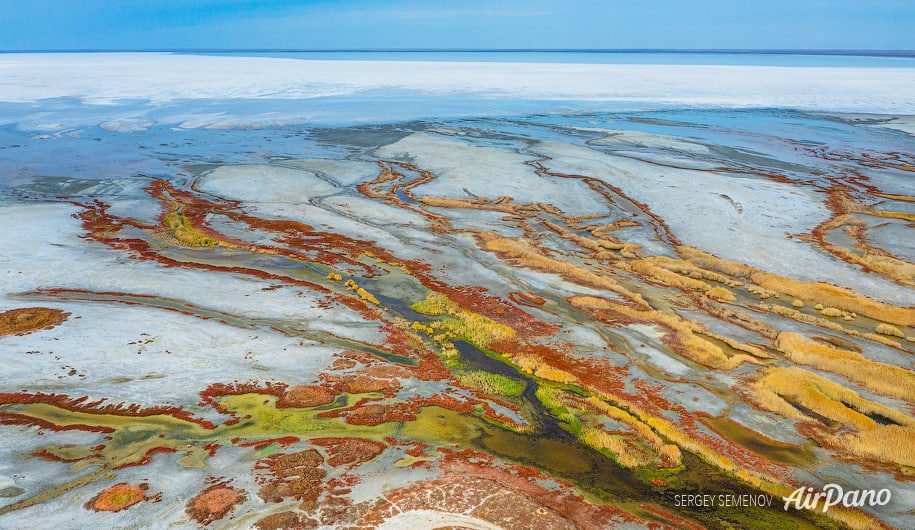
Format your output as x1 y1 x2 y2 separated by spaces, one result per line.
775 332 915 401
629 260 709 291
569 295 760 369
838 425 915 468
419 196 516 213
579 428 646 468
678 245 915 327
581 396 681 467
769 305 903 348
482 234 648 307
749 366 914 431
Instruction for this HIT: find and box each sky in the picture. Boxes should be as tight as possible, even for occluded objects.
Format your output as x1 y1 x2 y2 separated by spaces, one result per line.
0 0 912 51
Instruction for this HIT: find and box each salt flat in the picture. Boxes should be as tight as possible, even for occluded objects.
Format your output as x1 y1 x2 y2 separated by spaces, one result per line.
1 53 915 119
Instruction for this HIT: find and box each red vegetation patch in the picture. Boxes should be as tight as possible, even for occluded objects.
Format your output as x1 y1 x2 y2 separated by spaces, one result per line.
431 447 639 530
509 291 546 306
199 381 287 416
277 385 338 409
186 482 247 526
640 503 706 530
0 307 70 337
255 449 327 508
239 436 301 452
309 437 386 468
254 510 319 530
113 446 177 470
338 374 401 396
411 394 475 414
84 482 148 512
318 401 419 426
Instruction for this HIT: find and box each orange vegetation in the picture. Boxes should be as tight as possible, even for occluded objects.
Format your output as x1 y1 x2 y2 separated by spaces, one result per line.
0 307 69 337
277 385 338 409
186 483 246 526
309 437 386 467
255 449 326 508
84 483 147 512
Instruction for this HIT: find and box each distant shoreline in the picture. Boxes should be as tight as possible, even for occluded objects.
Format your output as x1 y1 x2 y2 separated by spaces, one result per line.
2 48 914 57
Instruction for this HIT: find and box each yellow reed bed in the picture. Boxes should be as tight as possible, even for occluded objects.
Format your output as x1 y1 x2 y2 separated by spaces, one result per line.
775 332 915 401
678 246 915 327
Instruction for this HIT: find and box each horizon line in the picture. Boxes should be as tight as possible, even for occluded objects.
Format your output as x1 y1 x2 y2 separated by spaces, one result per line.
2 47 915 56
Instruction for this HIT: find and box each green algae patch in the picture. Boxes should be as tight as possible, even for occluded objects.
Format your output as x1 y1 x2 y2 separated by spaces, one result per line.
411 292 514 346
458 371 524 397
164 212 218 247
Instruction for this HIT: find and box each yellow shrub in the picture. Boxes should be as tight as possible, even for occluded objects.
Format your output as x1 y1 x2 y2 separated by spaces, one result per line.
875 323 904 338
706 287 736 303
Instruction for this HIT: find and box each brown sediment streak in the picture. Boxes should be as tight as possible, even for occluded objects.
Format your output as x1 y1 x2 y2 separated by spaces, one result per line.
0 392 215 429
358 162 451 231
807 146 915 173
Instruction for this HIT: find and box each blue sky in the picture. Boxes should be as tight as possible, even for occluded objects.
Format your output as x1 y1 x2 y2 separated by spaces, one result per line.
0 0 912 51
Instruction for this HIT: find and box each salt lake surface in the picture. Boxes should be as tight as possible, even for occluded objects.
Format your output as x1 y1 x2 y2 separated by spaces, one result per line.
0 52 913 529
